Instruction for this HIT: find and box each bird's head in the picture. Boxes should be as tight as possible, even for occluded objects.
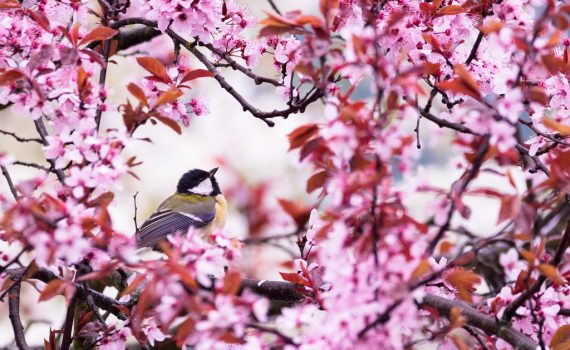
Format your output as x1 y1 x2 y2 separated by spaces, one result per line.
176 168 221 196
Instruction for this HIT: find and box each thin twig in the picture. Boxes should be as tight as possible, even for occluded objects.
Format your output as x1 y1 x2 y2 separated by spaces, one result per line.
465 31 484 65
94 31 114 132
266 0 282 15
0 129 42 143
242 232 297 244
427 134 491 253
0 247 27 274
1 165 19 199
13 161 53 173
33 119 65 183
133 191 139 231
414 115 421 149
111 18 324 127
247 323 295 345
199 42 282 86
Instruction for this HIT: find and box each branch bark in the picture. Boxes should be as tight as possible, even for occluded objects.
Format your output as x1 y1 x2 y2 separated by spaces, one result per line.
1 165 19 200
423 294 537 350
427 134 491 253
13 265 538 349
8 281 29 350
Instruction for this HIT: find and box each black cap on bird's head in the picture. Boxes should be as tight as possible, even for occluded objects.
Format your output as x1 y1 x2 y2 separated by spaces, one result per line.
177 168 221 196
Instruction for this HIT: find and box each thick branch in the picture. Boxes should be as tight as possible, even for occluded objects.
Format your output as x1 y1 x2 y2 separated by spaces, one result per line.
423 294 537 350
8 282 29 350
116 26 161 51
241 279 303 302
10 265 538 349
60 294 76 350
24 267 129 320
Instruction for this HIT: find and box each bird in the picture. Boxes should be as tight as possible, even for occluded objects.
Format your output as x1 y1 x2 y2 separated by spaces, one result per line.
135 167 227 249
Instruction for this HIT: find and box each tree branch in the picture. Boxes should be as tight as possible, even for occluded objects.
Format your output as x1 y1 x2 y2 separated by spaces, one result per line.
60 293 76 350
9 264 539 349
0 129 42 143
465 31 484 66
502 218 570 321
111 18 324 127
240 279 303 302
13 161 53 173
427 134 491 253
8 281 29 350
267 0 282 15
22 267 130 320
422 294 537 350
33 119 65 184
1 165 19 200
198 42 282 86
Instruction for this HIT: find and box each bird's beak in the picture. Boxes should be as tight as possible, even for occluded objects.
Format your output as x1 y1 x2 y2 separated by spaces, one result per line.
208 167 219 177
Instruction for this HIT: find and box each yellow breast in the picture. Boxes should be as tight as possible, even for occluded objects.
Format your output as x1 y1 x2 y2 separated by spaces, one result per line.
213 194 227 229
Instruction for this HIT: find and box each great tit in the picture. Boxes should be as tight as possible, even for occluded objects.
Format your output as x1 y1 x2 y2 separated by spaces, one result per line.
135 168 227 248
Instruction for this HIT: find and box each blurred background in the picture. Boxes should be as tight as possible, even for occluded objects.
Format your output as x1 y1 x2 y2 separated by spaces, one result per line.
0 0 524 346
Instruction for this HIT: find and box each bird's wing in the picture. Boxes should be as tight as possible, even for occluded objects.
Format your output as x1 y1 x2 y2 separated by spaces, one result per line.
135 209 215 248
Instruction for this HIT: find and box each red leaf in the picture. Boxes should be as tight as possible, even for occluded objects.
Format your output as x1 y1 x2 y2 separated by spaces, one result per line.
26 10 50 31
222 270 242 295
538 263 567 285
551 325 570 350
176 317 196 347
120 274 146 298
153 87 183 107
307 171 328 193
39 279 76 303
180 69 213 84
319 0 340 17
277 198 312 228
153 116 182 134
443 268 481 303
0 69 24 85
279 272 311 287
288 123 319 151
435 5 465 17
136 56 172 84
258 11 321 37
127 83 148 107
513 269 533 294
0 0 20 9
69 23 81 48
437 65 481 100
79 26 118 46
543 117 570 136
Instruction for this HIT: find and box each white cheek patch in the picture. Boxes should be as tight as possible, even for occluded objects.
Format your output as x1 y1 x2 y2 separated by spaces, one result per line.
190 179 213 196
